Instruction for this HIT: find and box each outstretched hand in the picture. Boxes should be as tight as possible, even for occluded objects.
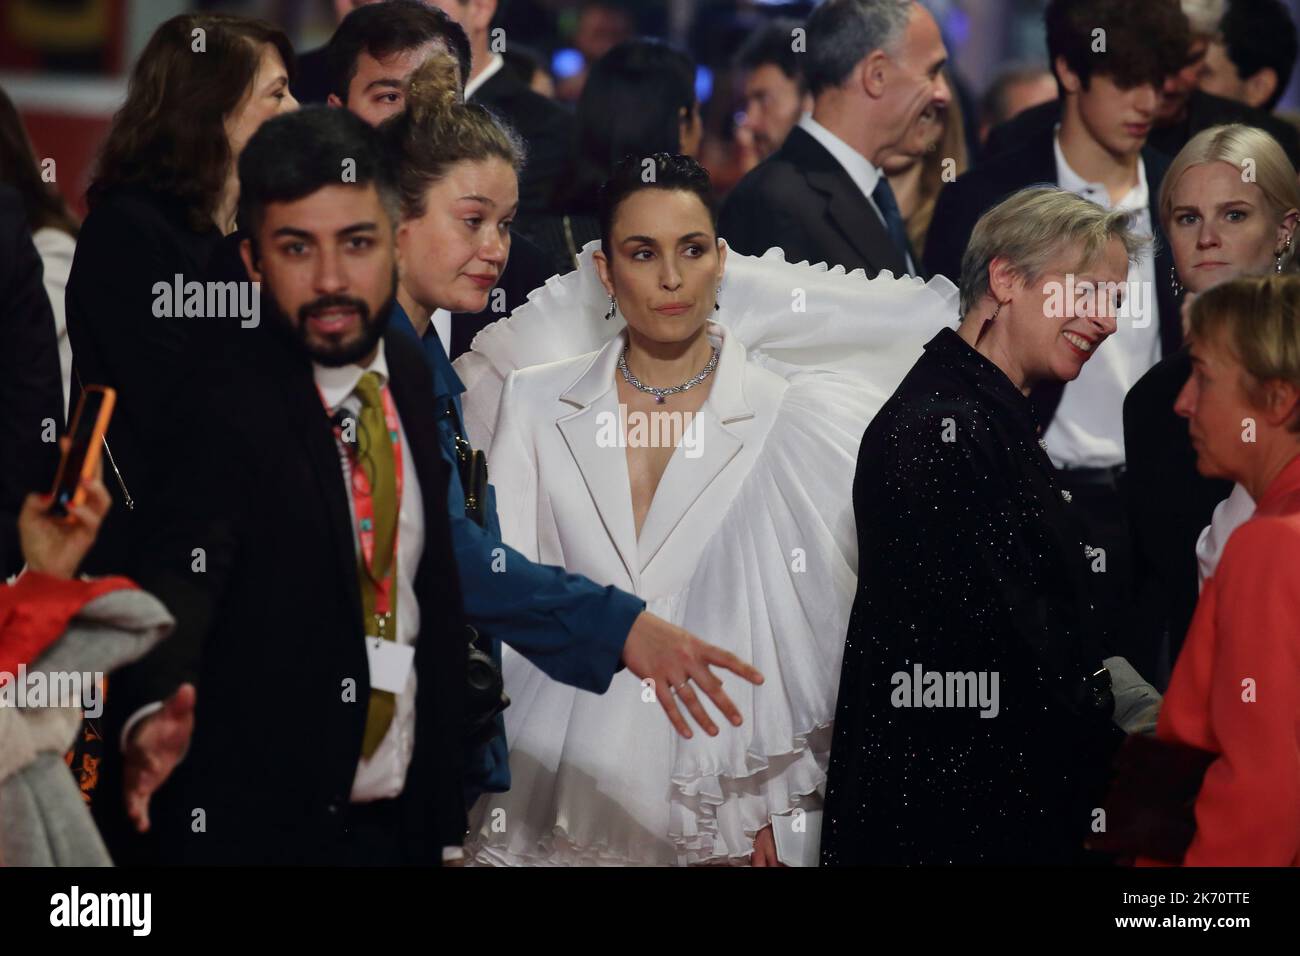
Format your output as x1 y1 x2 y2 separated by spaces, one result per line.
621 611 763 739
124 683 197 833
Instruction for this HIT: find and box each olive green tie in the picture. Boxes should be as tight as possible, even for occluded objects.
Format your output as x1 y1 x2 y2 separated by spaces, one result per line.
353 371 399 758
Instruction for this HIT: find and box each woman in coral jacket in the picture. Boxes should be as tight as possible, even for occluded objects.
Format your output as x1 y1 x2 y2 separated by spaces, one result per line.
1163 273 1300 866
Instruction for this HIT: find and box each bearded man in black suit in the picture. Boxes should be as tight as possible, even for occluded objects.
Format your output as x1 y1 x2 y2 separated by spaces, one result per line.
112 107 471 865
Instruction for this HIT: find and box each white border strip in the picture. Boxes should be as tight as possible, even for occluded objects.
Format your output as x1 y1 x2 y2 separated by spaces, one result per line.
0 72 126 115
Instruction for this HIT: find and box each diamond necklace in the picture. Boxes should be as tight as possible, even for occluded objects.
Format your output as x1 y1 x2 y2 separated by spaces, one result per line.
617 345 720 404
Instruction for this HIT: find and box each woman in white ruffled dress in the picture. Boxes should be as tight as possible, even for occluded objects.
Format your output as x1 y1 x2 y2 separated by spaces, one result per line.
453 153 959 866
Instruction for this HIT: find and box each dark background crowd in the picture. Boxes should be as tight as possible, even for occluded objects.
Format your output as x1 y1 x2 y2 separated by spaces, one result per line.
7 0 1300 215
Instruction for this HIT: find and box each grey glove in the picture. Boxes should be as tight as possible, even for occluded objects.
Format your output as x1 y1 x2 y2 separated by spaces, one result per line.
1104 655 1162 736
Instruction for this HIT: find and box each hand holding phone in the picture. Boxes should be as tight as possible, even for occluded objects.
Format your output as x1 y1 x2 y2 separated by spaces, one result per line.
20 439 112 579
18 386 117 578
47 385 115 518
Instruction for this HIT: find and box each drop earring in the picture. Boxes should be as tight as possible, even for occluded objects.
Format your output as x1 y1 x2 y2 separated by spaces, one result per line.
1276 236 1293 274
1170 264 1184 297
604 295 617 321
714 285 721 311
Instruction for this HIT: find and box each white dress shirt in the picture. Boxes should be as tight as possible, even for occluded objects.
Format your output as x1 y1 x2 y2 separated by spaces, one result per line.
1044 127 1161 469
33 227 75 416
314 342 425 803
432 308 452 357
464 52 505 101
797 114 917 274
1196 482 1256 588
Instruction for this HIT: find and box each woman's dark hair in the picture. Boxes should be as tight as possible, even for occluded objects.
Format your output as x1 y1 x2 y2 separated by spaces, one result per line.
89 13 295 232
0 86 78 237
562 39 697 215
378 53 525 220
597 152 715 255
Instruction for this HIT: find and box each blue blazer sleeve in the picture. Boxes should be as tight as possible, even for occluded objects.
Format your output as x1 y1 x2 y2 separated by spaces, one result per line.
443 415 643 804
446 474 643 695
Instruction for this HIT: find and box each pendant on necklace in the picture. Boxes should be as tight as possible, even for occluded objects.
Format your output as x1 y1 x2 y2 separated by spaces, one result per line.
655 395 665 404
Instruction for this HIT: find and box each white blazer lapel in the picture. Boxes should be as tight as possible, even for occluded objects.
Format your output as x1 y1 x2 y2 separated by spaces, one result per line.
556 335 642 586
636 324 754 573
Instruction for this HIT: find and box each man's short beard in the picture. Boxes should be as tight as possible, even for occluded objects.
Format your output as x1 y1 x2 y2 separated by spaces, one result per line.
265 267 398 367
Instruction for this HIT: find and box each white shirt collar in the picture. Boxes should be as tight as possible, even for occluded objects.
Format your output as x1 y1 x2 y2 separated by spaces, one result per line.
313 340 390 411
465 52 506 101
1052 125 1149 213
798 113 882 202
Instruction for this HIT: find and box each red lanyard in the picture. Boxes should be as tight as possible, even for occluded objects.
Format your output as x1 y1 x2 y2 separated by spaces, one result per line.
319 381 404 621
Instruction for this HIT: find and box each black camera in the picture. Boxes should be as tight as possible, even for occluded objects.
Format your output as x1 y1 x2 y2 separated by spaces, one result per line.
465 626 509 748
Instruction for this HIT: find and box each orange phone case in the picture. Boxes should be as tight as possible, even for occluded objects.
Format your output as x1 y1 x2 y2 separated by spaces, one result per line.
53 385 116 511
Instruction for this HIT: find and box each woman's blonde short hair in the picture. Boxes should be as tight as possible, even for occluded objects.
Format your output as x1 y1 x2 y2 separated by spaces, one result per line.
1189 274 1300 431
959 186 1148 316
1159 124 1300 271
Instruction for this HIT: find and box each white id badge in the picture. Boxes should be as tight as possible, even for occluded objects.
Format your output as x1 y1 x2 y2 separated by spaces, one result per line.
366 638 415 694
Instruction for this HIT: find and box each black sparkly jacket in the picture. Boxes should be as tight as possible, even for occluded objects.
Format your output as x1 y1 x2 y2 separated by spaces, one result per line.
821 328 1123 865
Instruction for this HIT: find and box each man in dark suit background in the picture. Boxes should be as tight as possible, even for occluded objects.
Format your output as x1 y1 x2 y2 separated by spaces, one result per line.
718 0 950 278
1198 0 1298 115
111 107 470 865
733 17 814 165
425 0 574 223
320 0 557 358
317 0 470 123
983 0 1300 168
294 0 385 104
924 0 1192 678
0 184 63 578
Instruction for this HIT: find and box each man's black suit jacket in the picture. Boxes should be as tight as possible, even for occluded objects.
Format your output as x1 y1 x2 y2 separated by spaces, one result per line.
473 64 574 220
923 130 1183 428
0 185 63 577
718 125 912 278
983 92 1300 171
108 321 469 865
